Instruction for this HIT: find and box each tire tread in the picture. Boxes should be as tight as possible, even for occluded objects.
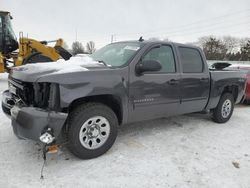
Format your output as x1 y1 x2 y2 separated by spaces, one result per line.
67 102 118 159
212 93 234 123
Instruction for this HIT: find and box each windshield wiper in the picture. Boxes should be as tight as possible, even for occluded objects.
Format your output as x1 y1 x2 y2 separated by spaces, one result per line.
96 60 108 67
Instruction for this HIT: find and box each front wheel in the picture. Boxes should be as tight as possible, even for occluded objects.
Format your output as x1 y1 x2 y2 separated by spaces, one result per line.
67 103 118 159
212 93 234 123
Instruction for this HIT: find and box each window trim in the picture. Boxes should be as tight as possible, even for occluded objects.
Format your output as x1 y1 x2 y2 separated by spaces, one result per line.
139 44 177 74
178 46 204 74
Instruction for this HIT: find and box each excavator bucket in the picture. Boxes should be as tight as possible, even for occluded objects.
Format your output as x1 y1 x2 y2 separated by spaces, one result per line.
54 46 72 60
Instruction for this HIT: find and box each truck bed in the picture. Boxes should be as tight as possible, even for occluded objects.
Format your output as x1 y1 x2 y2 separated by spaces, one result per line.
206 70 246 110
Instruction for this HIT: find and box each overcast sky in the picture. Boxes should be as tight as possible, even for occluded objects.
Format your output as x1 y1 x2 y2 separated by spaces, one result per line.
1 0 250 48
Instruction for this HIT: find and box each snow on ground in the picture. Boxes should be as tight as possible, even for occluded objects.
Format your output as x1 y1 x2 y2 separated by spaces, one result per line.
0 73 250 188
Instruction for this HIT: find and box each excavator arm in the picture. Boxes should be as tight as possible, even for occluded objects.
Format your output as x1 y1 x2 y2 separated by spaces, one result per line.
0 53 4 73
16 37 72 66
16 38 59 66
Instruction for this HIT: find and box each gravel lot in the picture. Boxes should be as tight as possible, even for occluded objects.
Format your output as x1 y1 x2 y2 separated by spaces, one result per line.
0 73 250 188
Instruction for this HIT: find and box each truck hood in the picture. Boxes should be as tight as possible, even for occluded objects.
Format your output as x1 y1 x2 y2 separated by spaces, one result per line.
10 56 108 82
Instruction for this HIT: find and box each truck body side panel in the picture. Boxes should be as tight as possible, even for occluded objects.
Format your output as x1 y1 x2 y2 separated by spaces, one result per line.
37 68 130 124
206 71 246 110
127 43 181 123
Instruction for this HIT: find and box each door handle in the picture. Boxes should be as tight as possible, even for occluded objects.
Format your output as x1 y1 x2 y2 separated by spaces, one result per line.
200 78 209 82
167 79 179 85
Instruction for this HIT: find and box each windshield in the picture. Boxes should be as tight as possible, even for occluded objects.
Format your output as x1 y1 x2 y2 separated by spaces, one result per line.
6 16 16 40
90 42 143 67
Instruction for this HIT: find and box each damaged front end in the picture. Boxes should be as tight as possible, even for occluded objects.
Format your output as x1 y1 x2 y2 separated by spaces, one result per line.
1 77 68 144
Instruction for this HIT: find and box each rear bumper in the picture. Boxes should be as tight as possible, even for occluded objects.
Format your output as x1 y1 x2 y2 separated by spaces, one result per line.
2 90 68 143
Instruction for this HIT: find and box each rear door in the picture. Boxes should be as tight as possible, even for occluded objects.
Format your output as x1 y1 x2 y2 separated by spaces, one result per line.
128 44 181 122
177 46 210 113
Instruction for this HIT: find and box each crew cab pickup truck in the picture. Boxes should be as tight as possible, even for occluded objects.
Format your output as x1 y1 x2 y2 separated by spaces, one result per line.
2 40 246 159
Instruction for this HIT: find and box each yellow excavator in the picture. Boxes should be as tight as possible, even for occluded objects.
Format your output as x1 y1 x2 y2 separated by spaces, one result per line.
0 11 72 73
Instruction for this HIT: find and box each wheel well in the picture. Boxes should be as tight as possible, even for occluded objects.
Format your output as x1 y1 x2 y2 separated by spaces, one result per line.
67 95 123 125
222 85 238 102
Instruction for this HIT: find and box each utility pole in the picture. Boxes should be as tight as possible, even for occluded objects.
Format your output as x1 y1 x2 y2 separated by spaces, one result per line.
111 34 115 43
111 35 113 43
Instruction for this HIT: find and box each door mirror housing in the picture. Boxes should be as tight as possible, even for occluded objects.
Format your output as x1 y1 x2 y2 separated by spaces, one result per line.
136 60 162 74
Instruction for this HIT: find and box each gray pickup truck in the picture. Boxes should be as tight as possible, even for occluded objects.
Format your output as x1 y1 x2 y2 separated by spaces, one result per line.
2 40 246 159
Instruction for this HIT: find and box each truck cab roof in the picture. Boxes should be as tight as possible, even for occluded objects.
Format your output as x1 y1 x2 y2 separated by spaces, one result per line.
113 40 200 50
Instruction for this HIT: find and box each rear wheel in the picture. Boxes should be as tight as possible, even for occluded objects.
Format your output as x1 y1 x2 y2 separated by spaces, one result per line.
67 103 118 159
212 93 234 123
244 99 250 105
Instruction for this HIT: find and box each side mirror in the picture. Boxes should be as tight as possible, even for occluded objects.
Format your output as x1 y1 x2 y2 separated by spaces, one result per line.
136 60 162 74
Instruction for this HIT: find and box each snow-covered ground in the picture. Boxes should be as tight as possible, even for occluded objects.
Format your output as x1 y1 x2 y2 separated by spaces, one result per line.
0 73 250 188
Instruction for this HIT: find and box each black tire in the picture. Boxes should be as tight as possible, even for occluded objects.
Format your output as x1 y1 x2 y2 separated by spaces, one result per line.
67 103 118 159
244 99 250 105
2 104 11 116
212 93 234 123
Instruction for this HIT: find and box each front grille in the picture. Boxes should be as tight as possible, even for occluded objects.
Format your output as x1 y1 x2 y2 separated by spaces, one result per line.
8 77 51 108
8 78 24 90
8 77 34 106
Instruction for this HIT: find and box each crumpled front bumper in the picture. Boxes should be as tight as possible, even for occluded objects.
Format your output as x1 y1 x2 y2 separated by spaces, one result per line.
2 90 68 143
1 90 15 117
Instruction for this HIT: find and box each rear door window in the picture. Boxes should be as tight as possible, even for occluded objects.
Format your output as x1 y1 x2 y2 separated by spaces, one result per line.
179 47 204 73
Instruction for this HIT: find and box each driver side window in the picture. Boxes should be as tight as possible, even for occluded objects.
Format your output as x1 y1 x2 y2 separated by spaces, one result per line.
142 45 176 73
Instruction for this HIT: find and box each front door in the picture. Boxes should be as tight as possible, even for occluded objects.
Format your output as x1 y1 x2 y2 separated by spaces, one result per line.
128 44 181 122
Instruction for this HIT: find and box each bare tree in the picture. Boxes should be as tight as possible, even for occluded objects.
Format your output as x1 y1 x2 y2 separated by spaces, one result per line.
198 36 227 60
239 37 250 49
240 40 250 61
222 36 239 54
196 35 250 60
72 41 84 55
86 41 96 54
197 36 211 48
